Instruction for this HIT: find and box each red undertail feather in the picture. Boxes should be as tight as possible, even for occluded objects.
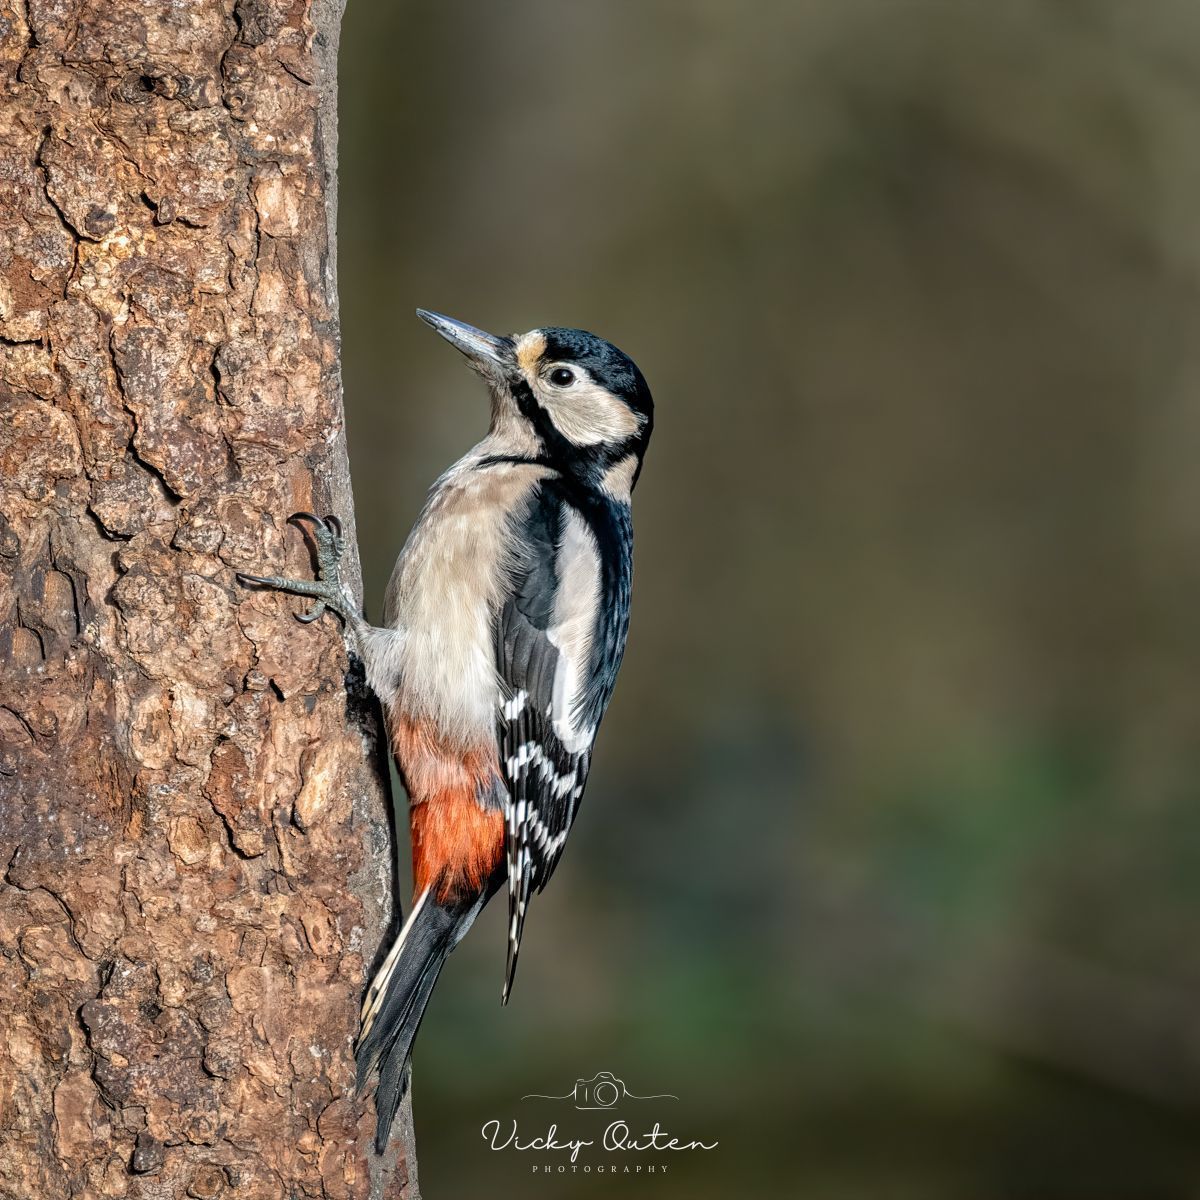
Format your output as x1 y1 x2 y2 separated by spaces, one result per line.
390 712 505 902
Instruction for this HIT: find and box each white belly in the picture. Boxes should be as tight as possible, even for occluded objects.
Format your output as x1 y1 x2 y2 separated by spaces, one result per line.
382 455 547 745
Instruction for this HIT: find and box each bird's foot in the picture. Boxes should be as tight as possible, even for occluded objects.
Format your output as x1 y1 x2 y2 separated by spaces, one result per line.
238 512 358 626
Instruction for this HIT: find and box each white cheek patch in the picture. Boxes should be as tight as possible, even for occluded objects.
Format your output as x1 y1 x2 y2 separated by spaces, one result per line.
537 376 643 447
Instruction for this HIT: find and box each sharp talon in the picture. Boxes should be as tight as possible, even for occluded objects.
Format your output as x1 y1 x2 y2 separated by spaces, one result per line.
238 572 292 589
239 512 349 627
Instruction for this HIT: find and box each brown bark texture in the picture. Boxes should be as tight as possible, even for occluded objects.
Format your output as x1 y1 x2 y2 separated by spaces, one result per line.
0 1 414 1197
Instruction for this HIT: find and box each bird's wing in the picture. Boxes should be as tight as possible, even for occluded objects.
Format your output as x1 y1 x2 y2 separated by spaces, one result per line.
494 482 631 1001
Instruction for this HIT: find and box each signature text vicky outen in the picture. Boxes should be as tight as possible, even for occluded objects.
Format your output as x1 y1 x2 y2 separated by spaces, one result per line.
481 1117 719 1166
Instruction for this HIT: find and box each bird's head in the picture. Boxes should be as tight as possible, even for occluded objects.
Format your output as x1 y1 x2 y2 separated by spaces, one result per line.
417 309 653 499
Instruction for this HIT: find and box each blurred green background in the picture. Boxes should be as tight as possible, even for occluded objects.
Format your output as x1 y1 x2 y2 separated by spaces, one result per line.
338 2 1200 1196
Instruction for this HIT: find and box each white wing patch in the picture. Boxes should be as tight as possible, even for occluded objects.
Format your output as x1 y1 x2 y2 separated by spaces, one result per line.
547 510 602 754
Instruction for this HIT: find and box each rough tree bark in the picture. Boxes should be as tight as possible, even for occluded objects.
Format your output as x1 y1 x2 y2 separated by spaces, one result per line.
0 1 416 1197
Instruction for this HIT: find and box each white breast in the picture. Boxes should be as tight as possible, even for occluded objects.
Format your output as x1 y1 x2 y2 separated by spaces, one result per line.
383 453 547 745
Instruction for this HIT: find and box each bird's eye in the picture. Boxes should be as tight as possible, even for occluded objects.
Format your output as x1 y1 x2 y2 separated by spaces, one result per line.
548 367 575 387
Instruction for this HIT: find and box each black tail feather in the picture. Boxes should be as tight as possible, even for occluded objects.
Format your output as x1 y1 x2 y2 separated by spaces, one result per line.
357 891 481 1153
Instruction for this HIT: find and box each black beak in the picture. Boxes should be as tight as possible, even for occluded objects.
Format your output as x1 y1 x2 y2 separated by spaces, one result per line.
416 309 515 376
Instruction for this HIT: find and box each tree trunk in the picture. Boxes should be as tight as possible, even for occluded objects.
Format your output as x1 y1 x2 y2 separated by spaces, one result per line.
0 1 415 1196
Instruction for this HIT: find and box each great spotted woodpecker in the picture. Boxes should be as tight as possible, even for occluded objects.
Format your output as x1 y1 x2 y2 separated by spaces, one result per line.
239 311 654 1152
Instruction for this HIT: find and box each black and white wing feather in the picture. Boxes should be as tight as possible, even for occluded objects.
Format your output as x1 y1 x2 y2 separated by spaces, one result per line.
495 481 633 1002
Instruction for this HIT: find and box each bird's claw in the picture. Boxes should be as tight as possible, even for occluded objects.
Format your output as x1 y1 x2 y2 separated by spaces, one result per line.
289 511 341 549
237 511 357 626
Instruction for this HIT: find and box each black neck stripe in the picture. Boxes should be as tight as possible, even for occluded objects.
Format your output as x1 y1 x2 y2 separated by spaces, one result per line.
477 453 557 471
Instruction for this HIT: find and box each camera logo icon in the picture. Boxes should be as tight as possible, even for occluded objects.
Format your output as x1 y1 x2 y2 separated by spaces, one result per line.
571 1071 626 1110
522 1070 677 1108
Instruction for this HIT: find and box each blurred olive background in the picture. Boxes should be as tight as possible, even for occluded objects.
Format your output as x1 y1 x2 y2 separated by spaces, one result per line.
338 2 1200 1197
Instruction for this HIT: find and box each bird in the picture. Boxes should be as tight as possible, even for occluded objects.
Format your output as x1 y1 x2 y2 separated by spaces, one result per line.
238 310 654 1152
